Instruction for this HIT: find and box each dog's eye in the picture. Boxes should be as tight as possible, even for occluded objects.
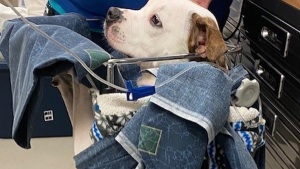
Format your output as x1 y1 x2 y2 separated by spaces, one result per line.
151 14 162 27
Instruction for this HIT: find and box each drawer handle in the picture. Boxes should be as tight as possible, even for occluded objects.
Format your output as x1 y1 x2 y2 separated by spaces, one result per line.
271 114 278 137
265 112 278 137
261 16 291 58
254 57 285 99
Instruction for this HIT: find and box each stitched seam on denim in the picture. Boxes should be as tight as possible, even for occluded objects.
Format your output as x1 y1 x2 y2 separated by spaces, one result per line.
156 63 225 89
150 94 215 142
135 162 144 169
116 132 142 164
220 127 232 136
156 64 200 88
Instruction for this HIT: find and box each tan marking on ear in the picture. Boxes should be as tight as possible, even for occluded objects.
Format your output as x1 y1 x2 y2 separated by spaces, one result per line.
188 13 227 68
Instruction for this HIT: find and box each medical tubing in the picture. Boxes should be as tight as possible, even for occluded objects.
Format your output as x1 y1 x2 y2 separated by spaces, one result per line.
4 0 128 92
86 74 97 89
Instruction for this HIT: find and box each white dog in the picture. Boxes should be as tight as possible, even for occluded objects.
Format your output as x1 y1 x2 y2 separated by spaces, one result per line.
104 0 227 86
52 0 228 155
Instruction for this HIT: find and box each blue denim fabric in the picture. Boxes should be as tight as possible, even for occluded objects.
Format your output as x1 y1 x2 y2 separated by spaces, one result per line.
140 102 208 169
116 102 208 169
215 123 258 169
74 106 148 169
151 62 232 142
228 64 249 94
115 62 258 169
116 106 147 167
74 135 137 169
0 13 108 148
74 63 259 169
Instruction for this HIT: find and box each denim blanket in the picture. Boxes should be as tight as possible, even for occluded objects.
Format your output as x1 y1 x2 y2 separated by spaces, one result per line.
0 13 110 148
74 63 261 169
116 63 256 169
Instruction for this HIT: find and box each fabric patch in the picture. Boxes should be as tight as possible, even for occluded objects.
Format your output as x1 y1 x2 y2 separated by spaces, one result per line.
138 125 162 155
85 49 110 69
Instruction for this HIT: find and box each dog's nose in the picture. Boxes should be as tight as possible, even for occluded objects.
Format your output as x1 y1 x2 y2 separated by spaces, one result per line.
106 7 121 23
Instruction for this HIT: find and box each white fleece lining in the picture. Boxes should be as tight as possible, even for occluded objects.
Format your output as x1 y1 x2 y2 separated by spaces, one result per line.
228 106 259 123
96 93 149 116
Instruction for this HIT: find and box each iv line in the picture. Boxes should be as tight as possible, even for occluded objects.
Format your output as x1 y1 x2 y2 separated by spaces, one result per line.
4 0 128 92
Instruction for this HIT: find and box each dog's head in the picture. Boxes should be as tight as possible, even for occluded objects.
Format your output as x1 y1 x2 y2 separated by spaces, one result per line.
104 0 227 68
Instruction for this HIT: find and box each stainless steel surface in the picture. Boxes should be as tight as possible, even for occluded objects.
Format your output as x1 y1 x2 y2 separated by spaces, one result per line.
106 45 242 66
105 44 242 91
106 53 198 65
106 63 115 89
105 53 199 90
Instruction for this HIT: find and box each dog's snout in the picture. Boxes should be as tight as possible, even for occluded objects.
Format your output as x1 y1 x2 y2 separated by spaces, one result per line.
106 7 122 23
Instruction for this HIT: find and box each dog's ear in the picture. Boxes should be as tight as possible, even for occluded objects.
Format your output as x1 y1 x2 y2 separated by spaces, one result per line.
188 13 227 68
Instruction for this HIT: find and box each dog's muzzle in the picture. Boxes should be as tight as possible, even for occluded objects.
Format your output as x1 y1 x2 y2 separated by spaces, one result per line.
106 7 122 25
